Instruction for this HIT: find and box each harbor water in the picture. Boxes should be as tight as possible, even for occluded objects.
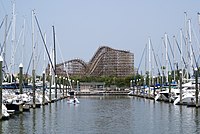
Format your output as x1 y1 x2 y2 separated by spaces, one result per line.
0 96 200 134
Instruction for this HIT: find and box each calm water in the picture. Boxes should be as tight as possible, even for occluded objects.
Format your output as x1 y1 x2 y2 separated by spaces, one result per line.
0 96 200 134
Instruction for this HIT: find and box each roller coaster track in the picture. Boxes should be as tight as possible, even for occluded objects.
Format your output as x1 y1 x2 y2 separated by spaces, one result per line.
88 46 132 76
56 58 87 75
55 46 134 77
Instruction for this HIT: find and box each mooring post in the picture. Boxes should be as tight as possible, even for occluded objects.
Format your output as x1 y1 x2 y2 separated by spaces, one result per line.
32 69 36 108
148 77 151 98
19 63 23 94
77 80 79 92
63 77 65 98
179 71 182 105
136 79 139 95
168 72 171 103
42 71 45 105
138 79 141 95
59 76 62 95
195 68 199 108
49 74 52 102
153 76 155 98
55 75 57 100
66 78 68 97
0 56 3 120
18 63 24 113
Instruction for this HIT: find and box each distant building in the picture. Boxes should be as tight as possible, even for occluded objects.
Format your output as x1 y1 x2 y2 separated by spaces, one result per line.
47 46 134 77
79 82 105 92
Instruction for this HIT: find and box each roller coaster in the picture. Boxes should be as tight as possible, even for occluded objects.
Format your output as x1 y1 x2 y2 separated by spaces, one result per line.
54 46 134 77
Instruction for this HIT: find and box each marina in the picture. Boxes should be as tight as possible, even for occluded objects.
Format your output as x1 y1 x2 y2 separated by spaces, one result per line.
0 96 200 134
1 1 200 134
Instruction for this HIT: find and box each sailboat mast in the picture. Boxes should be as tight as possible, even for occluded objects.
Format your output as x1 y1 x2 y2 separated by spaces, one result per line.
32 10 36 108
22 18 25 64
11 2 16 82
165 33 168 83
184 12 189 80
173 35 176 81
3 15 7 74
145 43 147 85
50 47 54 84
53 26 56 76
43 33 46 73
180 30 184 82
32 10 35 71
198 13 200 35
148 37 151 88
188 19 193 76
52 26 57 98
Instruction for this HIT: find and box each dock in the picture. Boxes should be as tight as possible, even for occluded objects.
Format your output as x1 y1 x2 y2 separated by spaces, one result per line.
76 90 130 96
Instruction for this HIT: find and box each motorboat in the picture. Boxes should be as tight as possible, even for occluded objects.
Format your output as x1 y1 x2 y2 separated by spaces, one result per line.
173 91 195 105
173 81 197 105
67 97 80 104
155 87 180 102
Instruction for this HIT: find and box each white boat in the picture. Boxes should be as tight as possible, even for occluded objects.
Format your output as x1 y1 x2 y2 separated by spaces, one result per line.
173 82 197 105
155 87 180 102
128 90 133 95
2 104 10 119
67 97 80 104
173 91 196 105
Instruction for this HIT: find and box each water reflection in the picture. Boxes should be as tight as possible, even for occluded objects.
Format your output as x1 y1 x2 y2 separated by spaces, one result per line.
0 118 2 134
19 114 25 134
0 96 200 133
42 106 46 134
32 109 36 134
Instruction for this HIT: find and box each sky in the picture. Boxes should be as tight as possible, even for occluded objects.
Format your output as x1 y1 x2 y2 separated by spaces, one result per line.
0 0 200 75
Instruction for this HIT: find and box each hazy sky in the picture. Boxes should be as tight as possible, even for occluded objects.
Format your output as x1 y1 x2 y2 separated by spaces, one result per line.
0 0 200 75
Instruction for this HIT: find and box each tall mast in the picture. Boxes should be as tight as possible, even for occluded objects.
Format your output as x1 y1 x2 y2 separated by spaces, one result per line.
148 37 151 87
180 30 184 82
32 10 36 108
43 33 46 73
188 19 193 76
145 43 147 86
173 34 176 81
11 2 16 82
52 26 57 99
165 33 168 83
53 26 56 76
22 18 25 64
198 13 200 35
50 46 54 84
32 10 35 71
161 38 164 84
184 12 189 80
3 15 7 73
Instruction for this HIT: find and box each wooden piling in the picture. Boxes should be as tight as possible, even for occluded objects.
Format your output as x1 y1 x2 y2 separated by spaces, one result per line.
168 72 172 103
195 68 199 108
59 76 62 94
55 75 57 99
0 56 3 120
179 71 182 105
19 63 23 94
42 71 45 105
153 76 155 98
32 69 36 108
63 77 65 97
49 75 52 102
65 78 68 97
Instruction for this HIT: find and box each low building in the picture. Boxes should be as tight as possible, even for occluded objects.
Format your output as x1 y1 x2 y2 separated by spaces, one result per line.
79 82 105 92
